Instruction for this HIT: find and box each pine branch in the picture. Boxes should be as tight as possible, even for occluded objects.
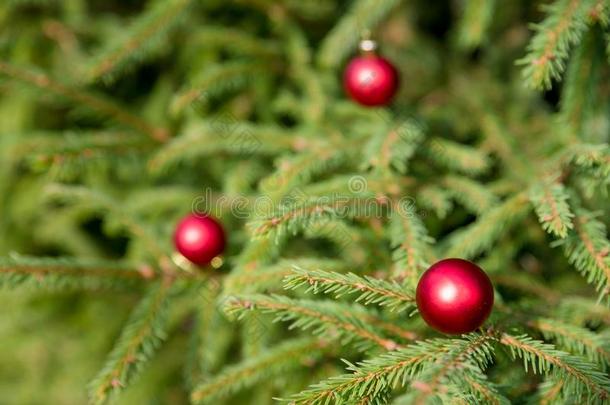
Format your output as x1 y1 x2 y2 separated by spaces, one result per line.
122 186 199 218
366 316 419 343
492 273 560 303
233 237 282 274
0 61 168 142
222 160 266 194
453 369 510 405
279 0 337 20
457 0 497 49
287 333 494 405
556 297 610 326
192 309 233 381
0 255 150 290
445 192 530 259
567 143 610 175
44 184 169 262
554 209 610 296
443 175 498 215
530 318 610 368
302 218 365 259
425 138 491 175
418 365 509 405
316 0 402 68
240 312 271 358
33 207 107 257
479 112 525 172
289 350 435 404
224 294 400 351
5 0 58 6
149 120 295 173
89 279 175 404
12 130 152 162
518 0 599 89
284 267 416 313
84 0 192 84
11 130 153 179
411 332 495 403
225 258 347 294
363 119 424 174
418 185 453 219
592 0 610 27
565 143 610 194
184 280 231 388
191 26 281 57
536 377 565 405
190 337 326 404
499 333 610 401
249 197 377 245
389 200 434 282
297 174 412 200
171 60 272 114
259 150 349 203
277 21 327 123
559 29 604 132
529 180 574 238
41 19 83 69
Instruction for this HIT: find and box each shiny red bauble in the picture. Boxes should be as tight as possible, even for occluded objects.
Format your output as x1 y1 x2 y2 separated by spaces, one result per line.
173 214 226 266
416 258 494 334
343 55 399 106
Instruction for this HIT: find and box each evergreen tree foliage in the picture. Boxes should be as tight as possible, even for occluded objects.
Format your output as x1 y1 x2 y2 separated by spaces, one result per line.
0 0 609 404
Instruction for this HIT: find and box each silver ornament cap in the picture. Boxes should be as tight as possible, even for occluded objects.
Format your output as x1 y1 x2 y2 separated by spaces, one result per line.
358 38 378 53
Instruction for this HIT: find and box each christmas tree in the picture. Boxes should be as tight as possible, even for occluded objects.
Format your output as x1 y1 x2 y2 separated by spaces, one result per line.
1 0 610 403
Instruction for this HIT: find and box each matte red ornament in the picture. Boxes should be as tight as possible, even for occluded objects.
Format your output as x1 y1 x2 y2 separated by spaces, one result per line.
174 214 226 266
343 54 398 106
416 258 494 334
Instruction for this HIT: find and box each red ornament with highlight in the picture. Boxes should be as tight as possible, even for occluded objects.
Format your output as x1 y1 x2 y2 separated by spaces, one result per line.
174 214 226 266
416 258 494 334
343 54 398 107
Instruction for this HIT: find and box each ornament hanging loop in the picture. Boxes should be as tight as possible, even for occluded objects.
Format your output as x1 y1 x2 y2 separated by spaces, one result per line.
358 30 377 54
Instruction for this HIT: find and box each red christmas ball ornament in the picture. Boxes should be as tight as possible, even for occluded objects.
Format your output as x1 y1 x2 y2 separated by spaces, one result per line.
343 39 399 107
416 258 494 334
174 214 226 266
